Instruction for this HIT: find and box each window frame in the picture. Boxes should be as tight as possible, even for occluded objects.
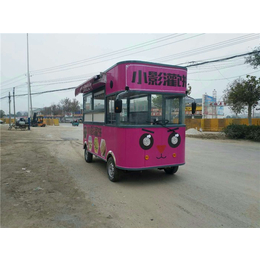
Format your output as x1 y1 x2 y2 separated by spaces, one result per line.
106 94 116 125
83 86 105 124
115 92 185 126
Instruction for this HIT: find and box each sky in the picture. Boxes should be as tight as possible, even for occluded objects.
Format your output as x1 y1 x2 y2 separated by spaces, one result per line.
1 33 259 115
1 1 260 117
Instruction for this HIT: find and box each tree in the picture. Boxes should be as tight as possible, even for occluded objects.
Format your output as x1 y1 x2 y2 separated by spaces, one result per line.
223 75 260 125
152 95 162 109
51 103 63 115
60 98 71 115
245 46 260 69
0 110 6 118
152 83 192 109
16 111 22 117
40 106 52 116
70 98 80 120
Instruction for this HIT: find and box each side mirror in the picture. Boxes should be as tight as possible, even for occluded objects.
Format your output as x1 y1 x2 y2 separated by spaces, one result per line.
192 102 196 114
115 99 122 113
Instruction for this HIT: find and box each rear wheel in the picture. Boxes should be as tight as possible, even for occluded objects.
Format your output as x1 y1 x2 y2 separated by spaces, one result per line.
85 147 93 163
107 157 121 182
164 166 179 175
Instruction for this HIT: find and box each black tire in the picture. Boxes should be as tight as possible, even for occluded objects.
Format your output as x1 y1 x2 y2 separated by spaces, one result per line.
85 147 93 163
107 157 121 182
164 166 179 175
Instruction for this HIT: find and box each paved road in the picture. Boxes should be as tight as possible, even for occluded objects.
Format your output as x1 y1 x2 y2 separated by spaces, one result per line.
44 123 260 227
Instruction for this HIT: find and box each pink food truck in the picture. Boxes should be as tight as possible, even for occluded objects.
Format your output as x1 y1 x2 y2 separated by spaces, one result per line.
75 61 196 182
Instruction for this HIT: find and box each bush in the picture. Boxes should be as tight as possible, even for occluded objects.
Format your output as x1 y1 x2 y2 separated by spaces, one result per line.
245 125 260 141
223 124 247 139
223 124 260 141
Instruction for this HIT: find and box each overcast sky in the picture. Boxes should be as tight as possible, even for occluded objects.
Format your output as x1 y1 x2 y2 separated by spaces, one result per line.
1 2 260 116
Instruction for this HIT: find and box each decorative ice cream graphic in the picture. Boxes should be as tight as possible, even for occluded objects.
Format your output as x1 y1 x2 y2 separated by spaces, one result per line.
88 136 92 151
100 139 106 157
94 137 99 154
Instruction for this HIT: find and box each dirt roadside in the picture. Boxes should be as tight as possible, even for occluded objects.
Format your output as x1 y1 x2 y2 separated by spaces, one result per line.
0 125 117 228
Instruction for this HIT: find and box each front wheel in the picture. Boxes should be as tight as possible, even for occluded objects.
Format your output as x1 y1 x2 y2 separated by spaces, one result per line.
164 166 179 175
85 147 93 163
107 157 121 182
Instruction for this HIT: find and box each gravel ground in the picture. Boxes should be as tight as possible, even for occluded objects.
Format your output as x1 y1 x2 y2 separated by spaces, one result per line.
186 128 226 139
1 124 117 228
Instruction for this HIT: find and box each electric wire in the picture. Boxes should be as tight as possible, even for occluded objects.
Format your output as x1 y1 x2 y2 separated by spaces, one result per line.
188 69 260 81
31 34 258 76
31 34 204 75
30 34 183 74
30 72 99 84
1 46 259 100
1 67 259 101
1 74 25 86
0 86 76 100
186 51 260 68
188 62 246 74
1 83 28 91
152 34 260 63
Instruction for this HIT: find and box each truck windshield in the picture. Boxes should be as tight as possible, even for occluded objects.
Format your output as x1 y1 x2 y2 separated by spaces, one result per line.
119 93 184 126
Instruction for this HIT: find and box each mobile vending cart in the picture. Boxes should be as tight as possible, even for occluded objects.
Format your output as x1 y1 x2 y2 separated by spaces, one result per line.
75 61 196 182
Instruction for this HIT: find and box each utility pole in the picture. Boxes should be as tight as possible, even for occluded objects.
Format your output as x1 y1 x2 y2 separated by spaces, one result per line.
213 89 217 119
27 33 31 130
8 92 11 129
13 87 16 123
30 84 33 119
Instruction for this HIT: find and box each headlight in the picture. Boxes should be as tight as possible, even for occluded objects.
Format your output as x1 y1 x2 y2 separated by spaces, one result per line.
139 134 154 150
168 132 181 148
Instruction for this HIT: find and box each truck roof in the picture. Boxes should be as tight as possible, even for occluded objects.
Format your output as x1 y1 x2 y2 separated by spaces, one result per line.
75 60 187 96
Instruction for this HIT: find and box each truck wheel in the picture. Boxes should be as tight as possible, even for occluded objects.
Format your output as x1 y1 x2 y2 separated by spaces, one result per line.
85 147 93 163
164 166 178 175
107 157 120 182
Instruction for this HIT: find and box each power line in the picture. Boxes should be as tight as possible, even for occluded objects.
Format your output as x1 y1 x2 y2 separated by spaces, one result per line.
4 34 256 91
152 34 259 63
1 76 26 87
1 74 25 85
186 51 260 67
30 78 91 89
0 86 76 100
31 34 204 75
30 34 183 74
1 83 27 91
30 72 98 84
188 69 260 81
32 33 258 76
30 55 248 87
2 67 259 100
188 62 246 74
1 50 259 100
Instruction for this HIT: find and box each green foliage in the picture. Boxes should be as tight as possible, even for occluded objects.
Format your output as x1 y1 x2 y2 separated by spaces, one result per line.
0 110 6 118
223 75 260 125
245 125 260 141
70 98 80 113
152 95 162 108
223 124 260 141
223 124 247 139
245 46 260 69
40 98 80 116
